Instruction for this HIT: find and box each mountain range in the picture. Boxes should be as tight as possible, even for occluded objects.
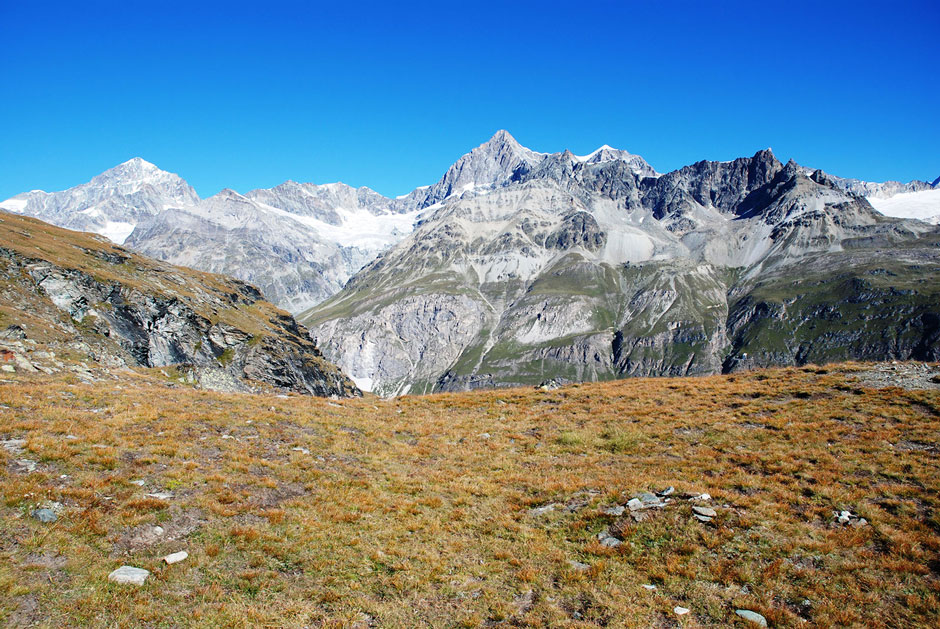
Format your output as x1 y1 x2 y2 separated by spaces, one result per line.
3 132 939 394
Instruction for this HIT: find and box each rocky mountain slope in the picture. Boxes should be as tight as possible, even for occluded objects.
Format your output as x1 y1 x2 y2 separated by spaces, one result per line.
2 162 419 312
301 132 940 395
2 138 935 315
0 211 358 396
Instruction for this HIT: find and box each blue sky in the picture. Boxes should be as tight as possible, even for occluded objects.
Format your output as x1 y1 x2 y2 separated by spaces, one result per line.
1 0 937 200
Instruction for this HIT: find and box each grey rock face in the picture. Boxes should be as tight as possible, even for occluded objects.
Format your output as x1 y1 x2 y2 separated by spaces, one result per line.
0 232 358 397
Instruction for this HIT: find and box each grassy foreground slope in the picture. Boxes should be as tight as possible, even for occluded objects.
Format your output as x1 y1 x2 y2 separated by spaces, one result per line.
1 364 939 627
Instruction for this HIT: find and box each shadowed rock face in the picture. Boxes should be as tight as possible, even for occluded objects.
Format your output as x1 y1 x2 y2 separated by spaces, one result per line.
0 213 359 397
301 142 940 396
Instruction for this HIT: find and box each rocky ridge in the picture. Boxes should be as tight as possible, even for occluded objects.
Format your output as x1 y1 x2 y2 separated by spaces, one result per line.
301 133 940 395
0 212 358 397
5 134 933 317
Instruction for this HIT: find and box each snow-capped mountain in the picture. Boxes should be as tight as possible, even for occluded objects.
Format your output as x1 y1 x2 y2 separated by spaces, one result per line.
126 185 420 313
1 162 420 312
0 158 198 244
300 133 940 395
2 132 937 328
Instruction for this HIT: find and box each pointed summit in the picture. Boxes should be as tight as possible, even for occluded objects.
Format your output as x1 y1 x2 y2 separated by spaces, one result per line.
483 129 524 150
407 131 545 208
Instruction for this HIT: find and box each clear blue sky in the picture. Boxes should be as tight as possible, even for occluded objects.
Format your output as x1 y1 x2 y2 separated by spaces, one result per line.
1 0 937 201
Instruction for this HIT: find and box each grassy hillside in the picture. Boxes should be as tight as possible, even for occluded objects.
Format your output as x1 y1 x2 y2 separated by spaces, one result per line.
1 363 939 627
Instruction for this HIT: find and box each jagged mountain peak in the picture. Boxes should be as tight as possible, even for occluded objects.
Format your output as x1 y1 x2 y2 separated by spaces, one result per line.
931 174 940 188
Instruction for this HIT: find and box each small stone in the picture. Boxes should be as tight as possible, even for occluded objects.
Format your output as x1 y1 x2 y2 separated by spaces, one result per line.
146 492 173 500
528 503 559 516
1 364 15 373
641 584 657 591
735 609 768 626
658 486 675 497
853 518 868 527
627 498 644 511
108 566 150 585
693 514 713 522
164 551 188 565
1 438 26 452
291 447 310 455
692 506 717 518
597 532 621 547
479 432 491 439
130 479 146 486
15 459 37 473
31 508 57 523
153 526 165 536
699 493 711 501
674 606 690 615
567 560 590 571
601 505 625 516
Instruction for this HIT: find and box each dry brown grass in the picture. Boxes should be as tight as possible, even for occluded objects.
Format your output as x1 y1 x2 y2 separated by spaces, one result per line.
0 363 938 627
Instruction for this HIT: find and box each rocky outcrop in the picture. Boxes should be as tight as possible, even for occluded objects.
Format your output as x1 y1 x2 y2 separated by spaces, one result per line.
0 213 359 397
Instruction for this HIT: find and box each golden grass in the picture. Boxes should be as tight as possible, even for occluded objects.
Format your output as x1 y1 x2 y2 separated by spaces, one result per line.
0 363 938 627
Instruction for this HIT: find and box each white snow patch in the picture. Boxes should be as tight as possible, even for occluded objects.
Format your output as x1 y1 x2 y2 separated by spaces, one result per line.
351 376 373 392
254 202 421 250
869 189 940 224
574 145 616 162
0 198 27 213
96 221 137 245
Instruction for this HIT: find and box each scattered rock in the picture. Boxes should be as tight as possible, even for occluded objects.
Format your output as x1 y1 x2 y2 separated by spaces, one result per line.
567 560 590 572
528 503 560 517
31 508 57 523
833 509 867 527
735 609 768 626
129 479 146 486
601 505 625 516
164 551 188 565
1 364 14 373
1 438 26 453
692 506 717 518
597 531 622 548
291 446 310 455
108 566 150 585
641 584 657 591
479 432 491 440
146 492 173 500
14 459 37 473
674 606 690 616
657 486 675 497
